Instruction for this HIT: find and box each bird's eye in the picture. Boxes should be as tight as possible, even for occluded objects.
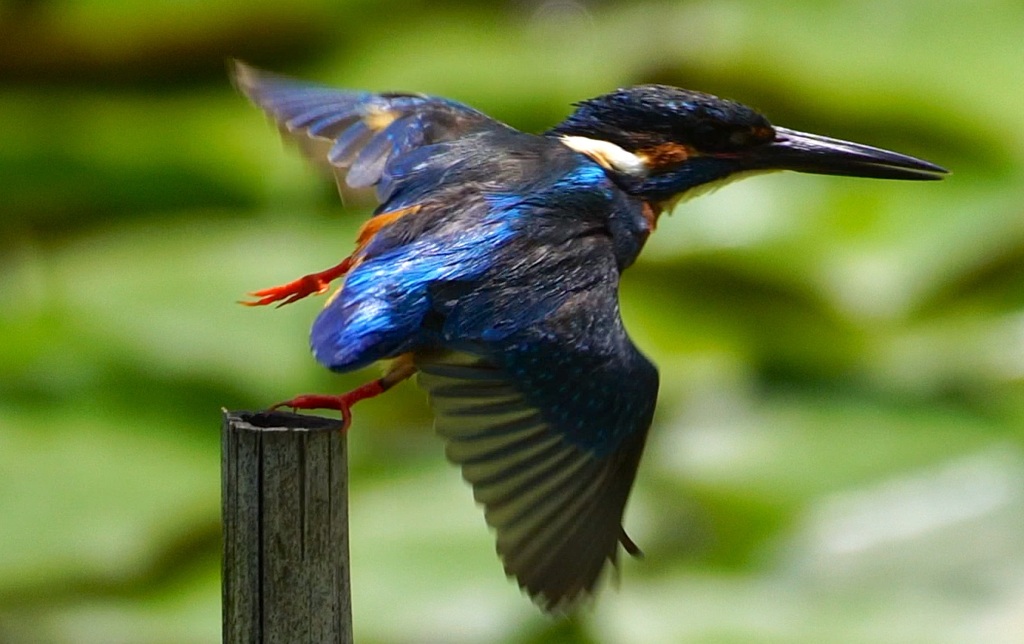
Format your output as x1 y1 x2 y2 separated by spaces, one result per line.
726 125 775 149
728 130 753 147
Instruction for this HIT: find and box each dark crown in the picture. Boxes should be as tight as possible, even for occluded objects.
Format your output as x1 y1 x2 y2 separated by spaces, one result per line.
548 84 776 154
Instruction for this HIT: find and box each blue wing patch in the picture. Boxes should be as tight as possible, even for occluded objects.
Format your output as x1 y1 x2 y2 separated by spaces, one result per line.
309 203 518 371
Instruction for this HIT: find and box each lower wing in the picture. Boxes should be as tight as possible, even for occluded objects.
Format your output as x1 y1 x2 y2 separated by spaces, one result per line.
415 284 658 610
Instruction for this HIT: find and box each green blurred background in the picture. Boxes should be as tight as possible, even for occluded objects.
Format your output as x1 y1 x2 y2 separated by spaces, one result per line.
1 0 1022 642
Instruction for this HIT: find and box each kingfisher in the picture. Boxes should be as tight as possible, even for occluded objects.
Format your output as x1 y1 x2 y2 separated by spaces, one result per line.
234 61 946 611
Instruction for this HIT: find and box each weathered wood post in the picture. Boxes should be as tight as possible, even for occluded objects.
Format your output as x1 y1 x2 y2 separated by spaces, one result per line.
222 410 353 644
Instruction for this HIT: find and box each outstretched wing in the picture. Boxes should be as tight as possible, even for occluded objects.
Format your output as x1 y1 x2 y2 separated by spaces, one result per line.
415 241 659 611
233 61 509 203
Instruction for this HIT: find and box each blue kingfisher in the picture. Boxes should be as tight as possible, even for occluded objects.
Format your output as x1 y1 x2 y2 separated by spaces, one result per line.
234 61 946 611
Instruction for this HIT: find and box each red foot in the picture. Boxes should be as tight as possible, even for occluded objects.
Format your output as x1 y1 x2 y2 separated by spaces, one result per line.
270 380 386 431
241 257 355 307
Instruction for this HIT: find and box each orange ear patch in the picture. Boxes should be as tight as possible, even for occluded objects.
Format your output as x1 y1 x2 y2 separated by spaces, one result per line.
637 142 693 170
355 204 423 248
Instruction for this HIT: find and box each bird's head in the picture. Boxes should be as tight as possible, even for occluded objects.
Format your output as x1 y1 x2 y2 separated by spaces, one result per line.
548 85 946 207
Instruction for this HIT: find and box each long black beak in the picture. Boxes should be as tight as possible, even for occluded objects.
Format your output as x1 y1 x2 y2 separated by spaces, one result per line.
747 126 948 180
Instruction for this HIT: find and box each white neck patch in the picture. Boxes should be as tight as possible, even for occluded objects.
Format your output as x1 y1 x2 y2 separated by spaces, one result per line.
559 135 649 177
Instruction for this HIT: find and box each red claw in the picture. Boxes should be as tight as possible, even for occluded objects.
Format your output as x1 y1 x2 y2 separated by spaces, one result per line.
241 257 356 307
269 380 387 432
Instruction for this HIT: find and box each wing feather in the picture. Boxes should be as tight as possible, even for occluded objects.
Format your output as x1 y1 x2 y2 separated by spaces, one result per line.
416 341 656 611
326 120 374 164
234 61 504 200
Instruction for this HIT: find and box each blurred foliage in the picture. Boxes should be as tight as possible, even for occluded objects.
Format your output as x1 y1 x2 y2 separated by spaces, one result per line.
1 0 1022 642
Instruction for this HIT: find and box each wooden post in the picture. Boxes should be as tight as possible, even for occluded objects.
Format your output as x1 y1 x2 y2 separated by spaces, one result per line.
222 410 353 644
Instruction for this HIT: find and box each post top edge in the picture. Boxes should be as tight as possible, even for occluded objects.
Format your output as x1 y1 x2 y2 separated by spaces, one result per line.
223 409 344 433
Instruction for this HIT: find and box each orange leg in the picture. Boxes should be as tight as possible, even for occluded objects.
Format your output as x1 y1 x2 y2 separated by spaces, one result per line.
242 205 423 308
241 256 356 307
270 355 417 431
